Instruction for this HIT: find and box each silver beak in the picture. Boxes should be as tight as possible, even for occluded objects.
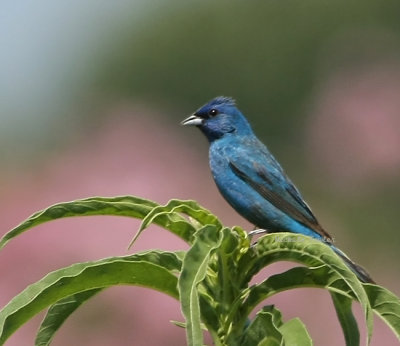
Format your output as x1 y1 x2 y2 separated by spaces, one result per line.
181 114 203 126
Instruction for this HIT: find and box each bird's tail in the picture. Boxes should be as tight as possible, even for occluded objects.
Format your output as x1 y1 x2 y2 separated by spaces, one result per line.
331 246 375 284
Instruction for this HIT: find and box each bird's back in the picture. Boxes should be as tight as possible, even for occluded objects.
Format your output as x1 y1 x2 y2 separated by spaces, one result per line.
209 133 332 242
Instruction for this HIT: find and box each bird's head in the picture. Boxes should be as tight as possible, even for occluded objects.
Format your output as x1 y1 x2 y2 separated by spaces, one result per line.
181 96 252 142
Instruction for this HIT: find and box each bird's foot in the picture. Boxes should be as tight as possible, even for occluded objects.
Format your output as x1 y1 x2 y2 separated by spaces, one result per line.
248 229 271 248
248 228 269 238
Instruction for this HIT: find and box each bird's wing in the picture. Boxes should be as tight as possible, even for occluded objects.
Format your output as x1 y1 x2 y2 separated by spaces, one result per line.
227 143 332 241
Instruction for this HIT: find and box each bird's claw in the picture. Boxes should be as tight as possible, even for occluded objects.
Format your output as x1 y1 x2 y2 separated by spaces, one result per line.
248 228 268 238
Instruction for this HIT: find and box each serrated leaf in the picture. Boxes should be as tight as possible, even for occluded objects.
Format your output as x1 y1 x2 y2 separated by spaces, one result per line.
240 233 373 341
241 265 400 345
0 196 196 250
279 318 312 346
363 283 400 341
35 250 185 346
129 199 222 248
35 289 102 346
0 196 152 249
331 292 360 346
178 225 222 346
240 305 283 346
245 233 373 343
244 266 342 312
0 251 181 345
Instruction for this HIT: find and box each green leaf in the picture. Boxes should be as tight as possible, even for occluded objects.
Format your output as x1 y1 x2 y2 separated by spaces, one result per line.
244 266 340 313
279 318 312 346
35 289 102 346
0 196 196 250
240 306 283 346
3 195 400 346
245 233 373 342
170 320 208 330
178 225 222 346
0 251 181 345
0 196 154 249
331 292 360 346
240 305 311 346
363 283 400 341
129 199 222 248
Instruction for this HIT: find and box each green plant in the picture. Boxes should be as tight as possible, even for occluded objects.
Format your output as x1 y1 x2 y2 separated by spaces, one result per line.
0 196 399 345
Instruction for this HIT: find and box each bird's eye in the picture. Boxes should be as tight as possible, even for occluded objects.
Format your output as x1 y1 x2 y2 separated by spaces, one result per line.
209 109 218 117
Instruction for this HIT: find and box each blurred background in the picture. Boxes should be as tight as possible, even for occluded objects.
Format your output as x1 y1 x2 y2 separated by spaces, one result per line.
1 1 399 345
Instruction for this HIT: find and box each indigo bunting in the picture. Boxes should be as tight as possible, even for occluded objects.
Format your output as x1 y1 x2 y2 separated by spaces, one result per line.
181 96 373 283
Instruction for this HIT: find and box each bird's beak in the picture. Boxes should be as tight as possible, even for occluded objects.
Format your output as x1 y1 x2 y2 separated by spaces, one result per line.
181 114 203 126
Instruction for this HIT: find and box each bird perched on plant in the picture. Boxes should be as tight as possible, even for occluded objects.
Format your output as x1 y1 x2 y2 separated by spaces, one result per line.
181 96 373 283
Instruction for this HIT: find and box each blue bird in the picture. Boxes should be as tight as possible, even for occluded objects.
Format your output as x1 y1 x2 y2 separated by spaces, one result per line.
181 96 373 283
